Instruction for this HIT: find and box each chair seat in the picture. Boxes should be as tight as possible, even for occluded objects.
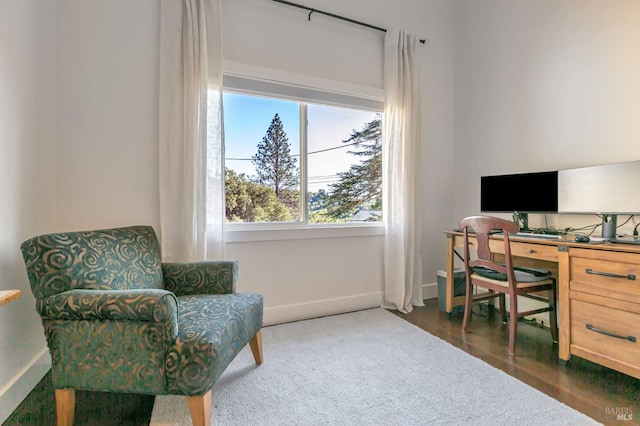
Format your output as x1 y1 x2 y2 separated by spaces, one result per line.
470 273 555 289
472 265 552 282
471 265 554 288
165 293 263 396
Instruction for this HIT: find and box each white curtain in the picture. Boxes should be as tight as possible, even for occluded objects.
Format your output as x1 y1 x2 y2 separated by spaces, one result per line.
381 29 424 314
159 0 224 262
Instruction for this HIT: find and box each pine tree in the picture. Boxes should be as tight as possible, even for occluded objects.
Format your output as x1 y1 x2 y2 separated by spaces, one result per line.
326 116 382 219
252 114 299 202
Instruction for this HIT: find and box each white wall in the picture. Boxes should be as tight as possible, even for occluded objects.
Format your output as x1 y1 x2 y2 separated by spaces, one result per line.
220 0 455 320
53 0 456 325
226 235 385 324
453 0 640 233
56 0 161 232
0 1 57 422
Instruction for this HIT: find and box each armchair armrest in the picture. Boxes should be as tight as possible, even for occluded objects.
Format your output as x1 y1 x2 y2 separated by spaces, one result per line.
37 289 178 325
36 288 179 394
162 260 238 296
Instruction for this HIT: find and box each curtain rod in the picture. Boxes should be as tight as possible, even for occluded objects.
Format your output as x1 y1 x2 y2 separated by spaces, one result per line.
271 0 428 45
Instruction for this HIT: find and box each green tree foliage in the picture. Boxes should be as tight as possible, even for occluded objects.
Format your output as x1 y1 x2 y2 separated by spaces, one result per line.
278 188 300 220
225 168 292 222
252 113 300 203
309 189 328 211
307 189 346 223
325 115 382 219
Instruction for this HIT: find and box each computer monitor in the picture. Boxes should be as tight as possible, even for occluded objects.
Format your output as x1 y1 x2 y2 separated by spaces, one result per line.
558 160 640 215
481 171 559 230
558 160 640 240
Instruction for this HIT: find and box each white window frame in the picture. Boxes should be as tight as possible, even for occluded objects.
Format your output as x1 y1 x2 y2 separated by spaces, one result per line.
221 63 385 242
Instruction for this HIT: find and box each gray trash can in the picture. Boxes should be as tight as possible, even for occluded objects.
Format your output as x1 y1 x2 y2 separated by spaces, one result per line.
436 269 466 315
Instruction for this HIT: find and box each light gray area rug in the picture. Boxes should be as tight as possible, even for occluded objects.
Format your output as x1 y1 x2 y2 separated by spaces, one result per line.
151 308 600 426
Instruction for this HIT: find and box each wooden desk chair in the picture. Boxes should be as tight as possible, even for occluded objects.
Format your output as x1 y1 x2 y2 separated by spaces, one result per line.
459 215 558 356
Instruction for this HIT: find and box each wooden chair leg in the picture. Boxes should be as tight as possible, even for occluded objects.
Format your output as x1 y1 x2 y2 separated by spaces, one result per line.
508 293 518 356
55 389 75 426
187 390 212 426
461 281 474 333
499 294 507 324
487 290 495 319
249 330 263 365
549 286 559 343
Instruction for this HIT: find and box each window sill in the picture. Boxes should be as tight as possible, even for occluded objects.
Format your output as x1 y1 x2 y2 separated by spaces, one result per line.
223 223 385 243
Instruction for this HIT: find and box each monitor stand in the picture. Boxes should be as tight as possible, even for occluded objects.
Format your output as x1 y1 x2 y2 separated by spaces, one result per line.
513 212 529 232
601 214 617 240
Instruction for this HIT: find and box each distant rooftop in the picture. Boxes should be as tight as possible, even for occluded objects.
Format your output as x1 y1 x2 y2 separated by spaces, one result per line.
351 210 381 222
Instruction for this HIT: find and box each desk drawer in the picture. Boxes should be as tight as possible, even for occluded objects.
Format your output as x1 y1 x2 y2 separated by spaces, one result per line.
570 256 640 302
510 241 558 262
570 299 640 368
485 239 558 261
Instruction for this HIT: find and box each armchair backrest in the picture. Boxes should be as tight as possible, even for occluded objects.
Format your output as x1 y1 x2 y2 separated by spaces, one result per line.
21 225 164 299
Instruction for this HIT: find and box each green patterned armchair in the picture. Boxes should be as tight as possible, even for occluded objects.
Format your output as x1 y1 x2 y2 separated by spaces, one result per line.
20 226 263 426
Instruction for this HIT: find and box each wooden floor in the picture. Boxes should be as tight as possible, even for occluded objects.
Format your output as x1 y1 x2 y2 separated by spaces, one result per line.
394 299 640 425
2 372 154 425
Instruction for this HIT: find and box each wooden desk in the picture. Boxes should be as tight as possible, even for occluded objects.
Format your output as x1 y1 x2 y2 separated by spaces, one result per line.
444 231 640 379
0 289 21 307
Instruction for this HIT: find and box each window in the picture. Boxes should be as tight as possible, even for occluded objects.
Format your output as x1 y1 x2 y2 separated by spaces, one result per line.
222 77 383 227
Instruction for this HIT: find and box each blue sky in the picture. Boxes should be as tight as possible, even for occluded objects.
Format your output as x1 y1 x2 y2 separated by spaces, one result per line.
223 92 300 177
223 92 379 192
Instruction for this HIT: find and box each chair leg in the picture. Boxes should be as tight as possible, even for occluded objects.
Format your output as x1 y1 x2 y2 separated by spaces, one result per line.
461 282 474 333
508 293 518 356
487 290 495 319
249 330 263 365
499 294 507 324
549 286 559 343
187 390 212 426
55 389 75 426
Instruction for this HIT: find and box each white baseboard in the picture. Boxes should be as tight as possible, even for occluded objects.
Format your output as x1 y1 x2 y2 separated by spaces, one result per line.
264 292 383 326
0 348 51 424
264 281 439 326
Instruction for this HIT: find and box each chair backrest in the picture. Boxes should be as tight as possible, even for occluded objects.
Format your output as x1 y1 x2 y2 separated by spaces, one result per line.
458 215 518 283
21 225 164 299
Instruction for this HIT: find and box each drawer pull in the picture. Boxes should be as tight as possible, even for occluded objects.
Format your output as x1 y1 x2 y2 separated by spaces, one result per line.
585 268 636 281
586 324 636 343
